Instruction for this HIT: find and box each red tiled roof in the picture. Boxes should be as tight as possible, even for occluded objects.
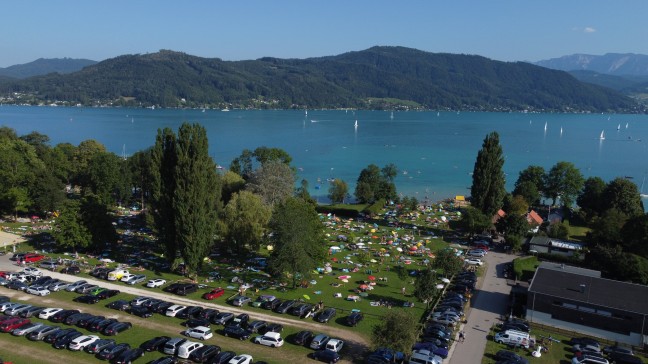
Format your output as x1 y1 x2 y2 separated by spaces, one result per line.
526 210 543 225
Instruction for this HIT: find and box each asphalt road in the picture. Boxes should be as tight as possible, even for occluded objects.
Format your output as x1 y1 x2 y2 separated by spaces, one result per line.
448 251 517 364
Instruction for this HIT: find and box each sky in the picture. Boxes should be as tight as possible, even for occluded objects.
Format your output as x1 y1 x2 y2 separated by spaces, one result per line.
1 0 647 68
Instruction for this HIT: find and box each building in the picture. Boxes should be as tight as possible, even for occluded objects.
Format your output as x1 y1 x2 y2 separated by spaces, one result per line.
526 210 543 226
527 262 648 346
528 236 584 259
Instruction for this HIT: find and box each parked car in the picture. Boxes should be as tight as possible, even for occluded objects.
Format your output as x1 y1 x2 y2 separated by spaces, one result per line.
39 261 58 270
203 287 225 300
140 336 170 352
65 280 87 292
60 265 81 275
11 322 43 336
184 326 213 340
310 334 330 350
265 323 283 333
39 307 64 320
155 301 175 314
464 258 483 266
227 354 253 364
346 312 364 326
78 315 105 328
261 298 282 310
74 295 100 304
231 295 251 307
274 299 295 314
27 325 60 341
607 353 642 364
97 343 131 360
199 308 219 321
189 344 221 363
44 328 74 344
77 283 100 294
148 356 177 364
107 299 130 311
177 306 203 319
602 345 634 356
290 304 312 318
49 281 69 291
316 308 336 323
212 312 234 325
177 341 204 359
222 325 252 340
175 283 198 296
311 349 340 363
64 313 94 326
163 283 183 294
254 332 284 347
247 320 268 333
113 348 144 364
52 330 83 349
103 321 132 335
23 253 46 263
163 337 187 355
19 306 45 318
130 296 152 306
7 280 28 291
125 274 147 285
85 338 116 354
182 318 211 328
293 330 313 346
325 338 344 352
6 304 32 316
129 305 153 318
97 289 120 300
88 318 117 333
211 351 236 364
68 334 100 351
571 353 609 364
146 278 166 288
495 350 529 364
166 304 187 317
570 337 600 348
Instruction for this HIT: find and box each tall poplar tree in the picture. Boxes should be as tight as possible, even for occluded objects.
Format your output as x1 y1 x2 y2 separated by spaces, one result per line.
470 132 506 216
151 128 178 262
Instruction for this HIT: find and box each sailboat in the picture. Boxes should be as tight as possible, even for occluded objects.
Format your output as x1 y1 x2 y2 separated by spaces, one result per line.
544 122 547 132
390 111 394 120
354 120 358 128
599 130 605 140
641 176 648 198
437 112 440 117
617 124 621 131
560 126 563 136
121 145 127 160
305 110 308 117
626 122 629 129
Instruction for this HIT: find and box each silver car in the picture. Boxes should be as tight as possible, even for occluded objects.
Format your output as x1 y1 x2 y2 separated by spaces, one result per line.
65 280 88 292
49 281 69 291
12 322 43 336
6 304 32 316
27 325 59 341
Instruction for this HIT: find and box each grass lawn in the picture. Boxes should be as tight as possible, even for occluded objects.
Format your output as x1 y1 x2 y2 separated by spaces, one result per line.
566 222 590 242
512 256 539 281
482 324 574 364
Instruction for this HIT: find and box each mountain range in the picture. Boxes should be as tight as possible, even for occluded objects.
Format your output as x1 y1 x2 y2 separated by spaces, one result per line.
0 58 97 79
0 47 641 112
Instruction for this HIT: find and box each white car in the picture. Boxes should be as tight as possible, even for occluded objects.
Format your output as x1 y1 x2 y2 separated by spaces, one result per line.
127 274 146 285
26 286 50 296
183 326 213 340
177 341 204 359
166 304 187 317
228 354 253 364
325 338 344 352
464 258 483 266
68 335 100 350
467 249 486 257
146 278 166 288
21 267 42 277
0 302 17 313
39 307 64 319
253 332 284 348
120 273 136 283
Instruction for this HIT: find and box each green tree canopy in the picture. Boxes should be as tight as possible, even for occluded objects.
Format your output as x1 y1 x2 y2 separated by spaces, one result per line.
433 248 464 277
151 127 178 263
328 179 349 204
602 177 644 217
269 197 327 288
470 131 506 216
543 161 584 207
221 170 246 206
51 201 92 252
354 164 398 203
80 194 118 251
222 190 272 254
577 177 606 219
414 269 438 307
371 310 419 353
247 160 295 206
458 206 491 237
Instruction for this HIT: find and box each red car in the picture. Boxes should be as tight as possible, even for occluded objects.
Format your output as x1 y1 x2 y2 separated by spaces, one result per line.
473 244 489 251
202 287 225 300
23 254 46 263
0 318 30 333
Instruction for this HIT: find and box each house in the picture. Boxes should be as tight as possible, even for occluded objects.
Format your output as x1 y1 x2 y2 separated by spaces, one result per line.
492 209 506 224
528 236 584 259
454 195 467 207
527 262 648 346
526 210 543 225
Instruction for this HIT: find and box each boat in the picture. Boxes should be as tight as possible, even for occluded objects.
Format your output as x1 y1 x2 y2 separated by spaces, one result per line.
390 111 394 120
437 112 440 117
617 124 621 131
626 122 629 129
544 122 547 132
560 126 563 136
641 176 648 198
311 120 318 123
354 120 358 128
599 130 605 140
221 108 230 112
305 110 308 116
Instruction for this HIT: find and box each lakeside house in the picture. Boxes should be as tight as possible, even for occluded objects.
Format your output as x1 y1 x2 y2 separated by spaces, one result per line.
528 236 584 259
527 262 648 346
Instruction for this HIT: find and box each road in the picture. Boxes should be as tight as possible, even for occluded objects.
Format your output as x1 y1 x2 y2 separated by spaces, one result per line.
448 251 516 364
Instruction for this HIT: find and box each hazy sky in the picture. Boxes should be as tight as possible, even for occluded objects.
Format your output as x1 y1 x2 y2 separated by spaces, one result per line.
1 0 646 67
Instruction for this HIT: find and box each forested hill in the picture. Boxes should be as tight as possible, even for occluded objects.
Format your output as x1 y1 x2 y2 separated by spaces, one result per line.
0 46 639 112
0 58 97 79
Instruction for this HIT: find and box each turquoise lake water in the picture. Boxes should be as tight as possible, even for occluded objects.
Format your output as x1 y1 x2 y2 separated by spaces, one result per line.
1 106 647 203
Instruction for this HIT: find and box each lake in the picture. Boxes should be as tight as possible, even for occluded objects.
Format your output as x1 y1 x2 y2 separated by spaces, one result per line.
1 106 647 203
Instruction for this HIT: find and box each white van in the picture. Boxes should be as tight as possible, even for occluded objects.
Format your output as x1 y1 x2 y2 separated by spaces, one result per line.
409 349 442 364
494 329 530 348
107 269 129 281
177 341 204 359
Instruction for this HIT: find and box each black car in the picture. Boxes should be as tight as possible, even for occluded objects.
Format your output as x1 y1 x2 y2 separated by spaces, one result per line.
74 295 100 304
275 299 296 314
52 330 82 349
222 325 252 340
247 320 267 333
199 308 219 321
90 266 109 277
88 318 117 332
44 327 75 343
261 298 282 310
7 280 28 291
226 313 249 328
182 318 210 328
265 323 283 333
60 265 80 274
211 351 236 364
96 342 130 360
290 304 311 318
140 336 170 352
0 296 9 304
570 337 600 348
316 308 336 323
155 301 175 314
85 338 116 354
103 321 132 336
107 300 130 311
113 347 144 364
50 309 80 323
293 330 313 346
495 350 529 364
96 289 120 300
346 312 363 326
78 315 105 328
175 283 198 296
177 306 203 319
65 312 93 325
212 312 234 325
129 306 153 318
311 349 340 363
607 353 643 364
148 356 177 364
189 344 221 363
500 323 529 333
163 283 183 294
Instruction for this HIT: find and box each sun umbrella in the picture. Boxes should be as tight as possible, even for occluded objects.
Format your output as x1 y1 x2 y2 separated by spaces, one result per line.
436 284 444 289
303 294 311 300
441 278 451 283
396 247 403 252
368 275 376 281
370 259 377 263
338 275 350 280
359 284 369 290
342 279 349 283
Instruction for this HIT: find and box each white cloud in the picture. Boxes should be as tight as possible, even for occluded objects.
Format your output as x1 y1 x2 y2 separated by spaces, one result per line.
583 27 596 33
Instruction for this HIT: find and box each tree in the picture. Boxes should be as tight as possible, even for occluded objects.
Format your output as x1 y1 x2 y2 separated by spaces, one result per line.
543 161 584 207
328 179 349 204
252 146 292 166
295 179 316 205
458 207 491 237
577 177 606 219
588 208 628 247
221 170 246 206
80 194 118 251
496 213 529 239
128 149 153 210
470 132 506 216
269 197 327 288
371 310 419 352
548 221 569 239
512 181 540 207
229 149 253 179
514 166 545 202
84 152 124 204
30 170 66 214
4 187 31 220
151 127 178 263
173 123 222 276
433 248 464 277
51 201 92 252
602 177 644 217
222 191 272 254
414 269 438 307
621 214 648 256
354 164 398 203
247 160 295 206
508 195 530 215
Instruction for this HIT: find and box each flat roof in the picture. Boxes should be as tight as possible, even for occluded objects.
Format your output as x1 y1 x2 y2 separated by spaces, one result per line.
529 265 648 315
537 262 600 277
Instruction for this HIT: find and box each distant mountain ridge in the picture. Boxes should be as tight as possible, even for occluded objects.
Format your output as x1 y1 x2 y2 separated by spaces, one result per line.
0 58 97 79
0 47 638 112
536 53 648 76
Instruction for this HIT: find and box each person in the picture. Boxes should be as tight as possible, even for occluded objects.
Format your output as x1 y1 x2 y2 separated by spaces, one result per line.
401 287 406 295
459 331 465 343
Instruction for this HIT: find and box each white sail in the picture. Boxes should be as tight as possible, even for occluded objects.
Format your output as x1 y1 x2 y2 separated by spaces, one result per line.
354 120 358 128
544 122 547 132
600 130 605 140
